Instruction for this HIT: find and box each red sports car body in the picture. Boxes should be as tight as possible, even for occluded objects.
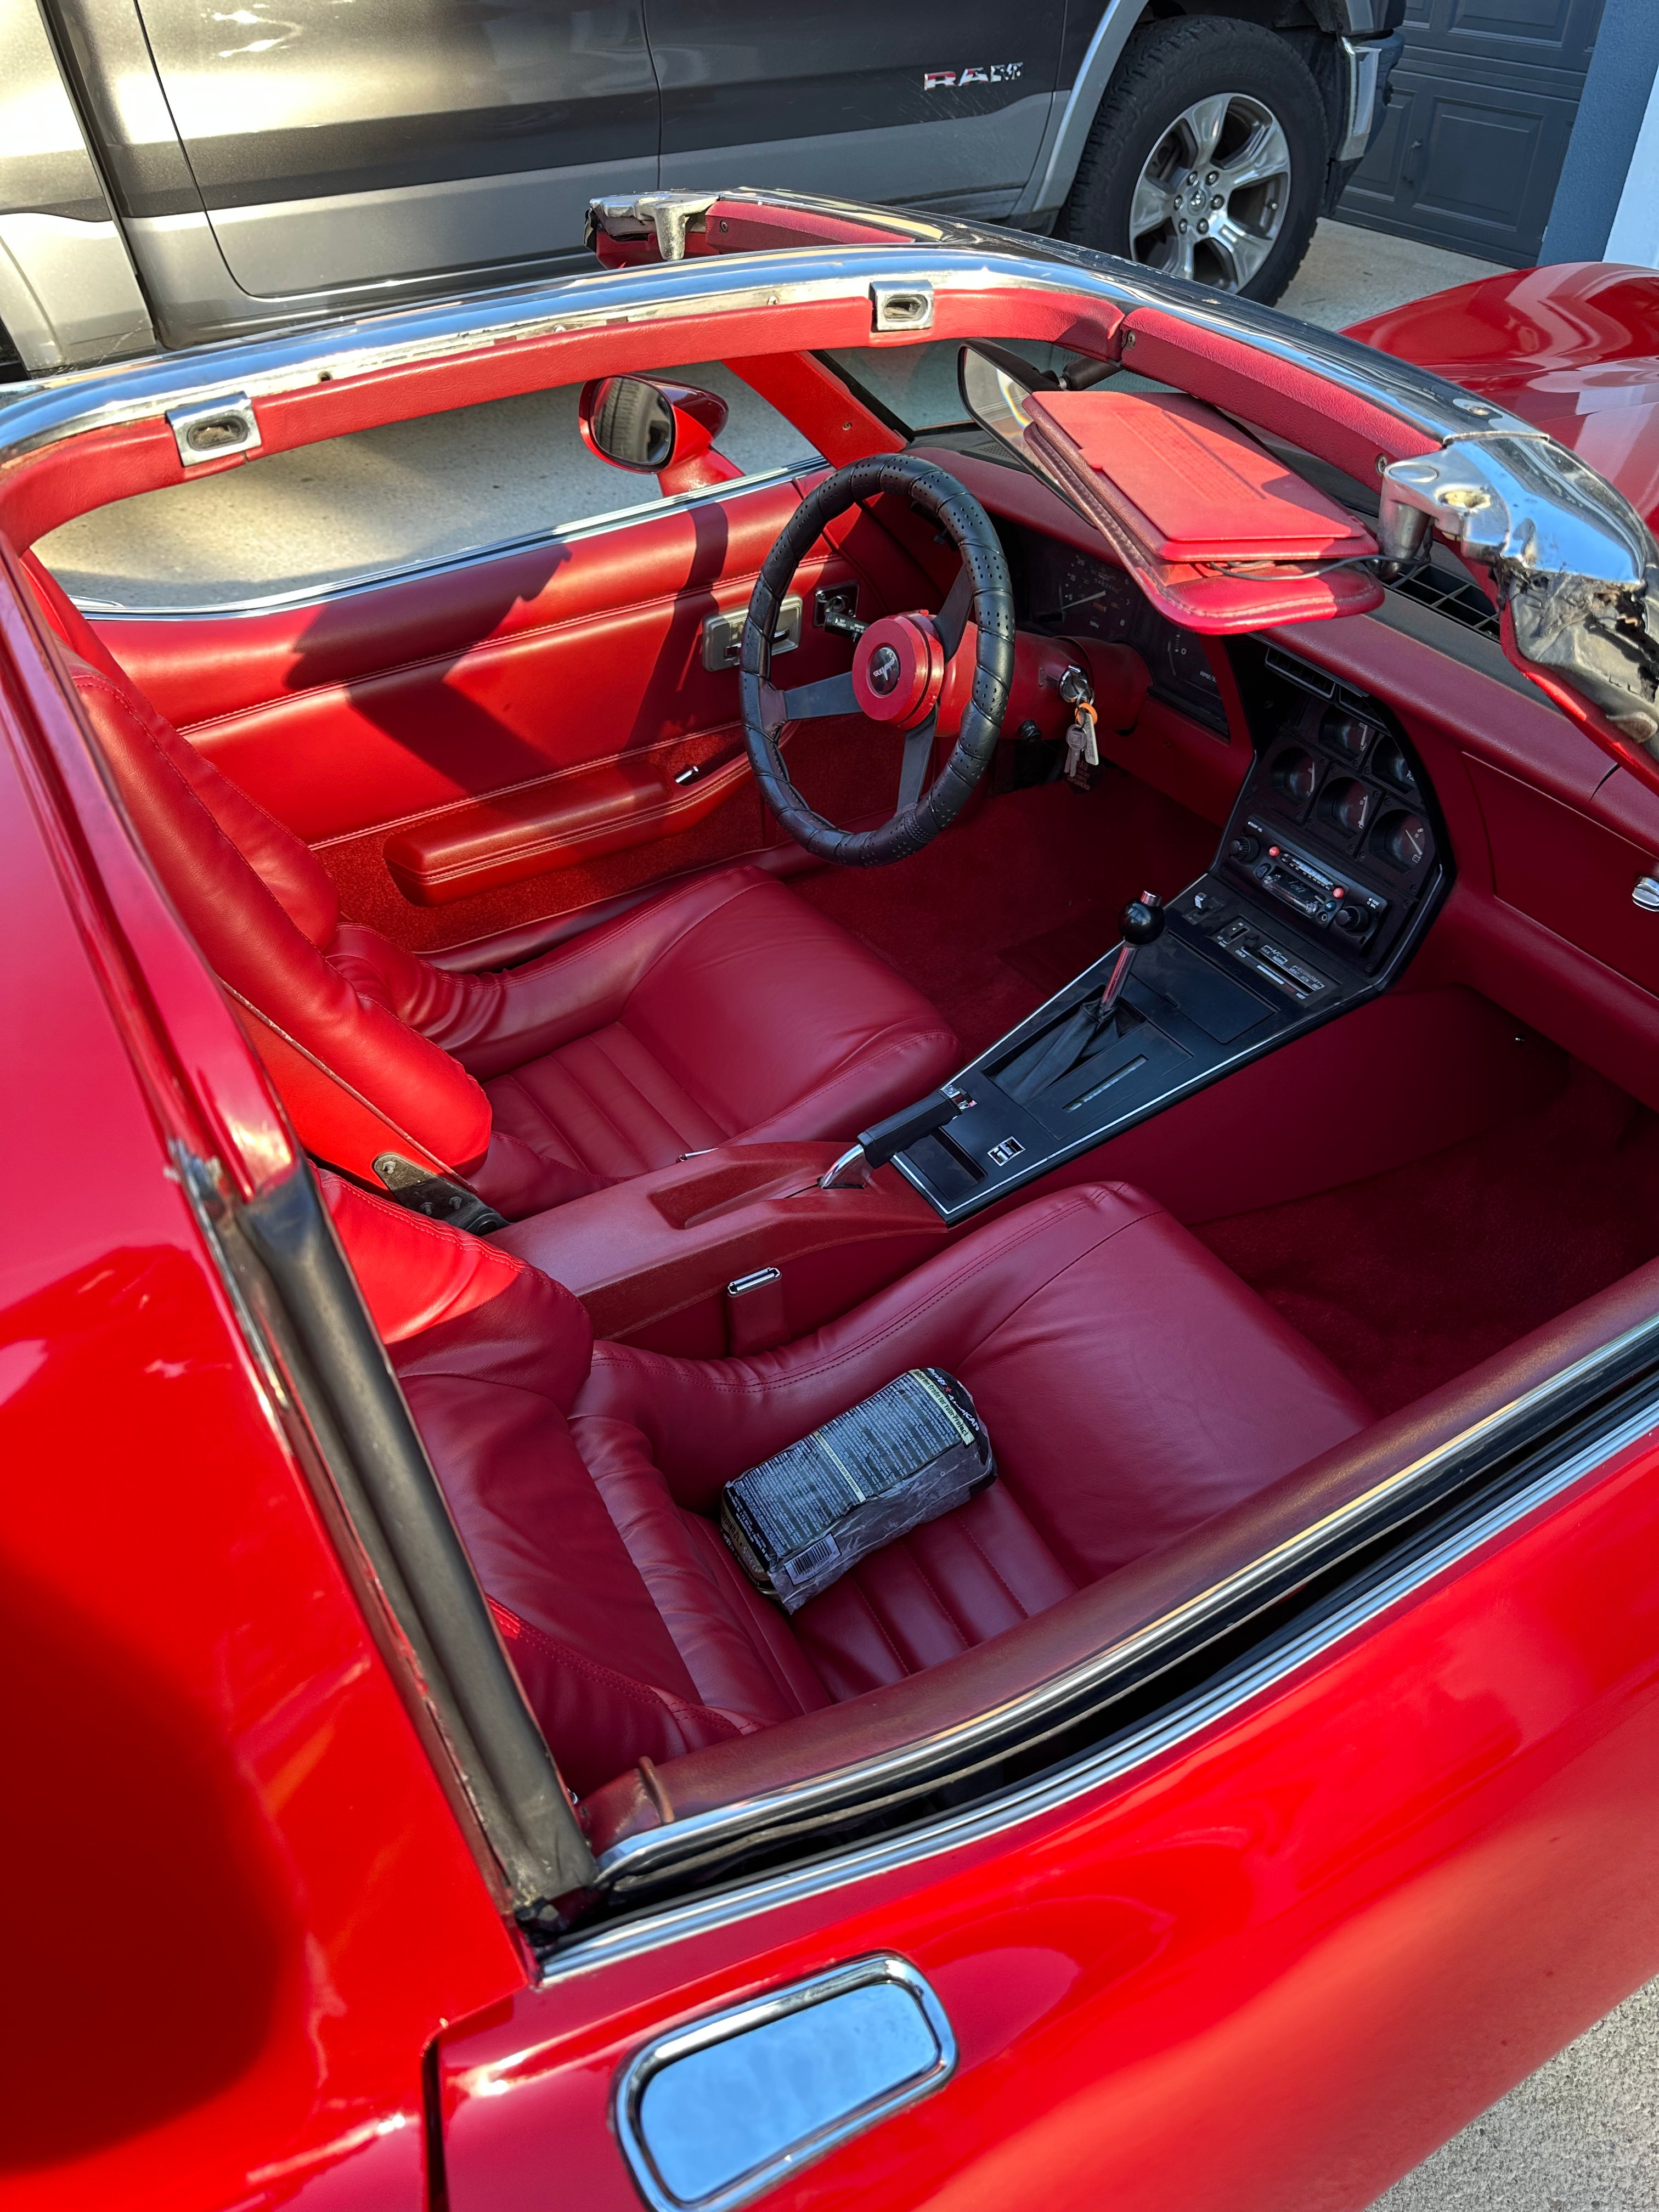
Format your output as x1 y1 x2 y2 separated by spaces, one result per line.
6 195 1659 2212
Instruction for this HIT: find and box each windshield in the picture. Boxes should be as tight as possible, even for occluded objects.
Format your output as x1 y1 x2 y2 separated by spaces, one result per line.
821 340 1121 435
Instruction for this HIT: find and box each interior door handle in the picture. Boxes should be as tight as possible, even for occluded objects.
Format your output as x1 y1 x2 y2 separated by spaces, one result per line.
702 594 802 672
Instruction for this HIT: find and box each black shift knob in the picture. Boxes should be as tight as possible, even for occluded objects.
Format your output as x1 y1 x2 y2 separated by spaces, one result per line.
1121 890 1165 946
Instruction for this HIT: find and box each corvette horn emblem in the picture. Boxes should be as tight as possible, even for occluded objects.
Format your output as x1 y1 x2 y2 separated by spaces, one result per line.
924 62 1023 89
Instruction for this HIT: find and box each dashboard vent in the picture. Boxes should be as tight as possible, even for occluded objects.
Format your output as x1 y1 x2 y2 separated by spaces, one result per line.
1384 561 1502 641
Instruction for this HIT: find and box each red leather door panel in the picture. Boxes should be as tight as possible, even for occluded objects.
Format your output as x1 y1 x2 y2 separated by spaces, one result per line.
91 476 933 947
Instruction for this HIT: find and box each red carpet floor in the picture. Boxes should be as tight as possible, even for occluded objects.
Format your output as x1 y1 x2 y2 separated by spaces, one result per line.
1198 1063 1659 1414
793 769 1218 1059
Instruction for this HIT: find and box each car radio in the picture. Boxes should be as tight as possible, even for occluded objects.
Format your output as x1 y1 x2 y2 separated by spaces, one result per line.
1227 820 1390 945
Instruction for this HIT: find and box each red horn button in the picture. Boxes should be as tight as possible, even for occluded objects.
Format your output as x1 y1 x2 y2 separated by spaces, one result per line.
853 613 947 729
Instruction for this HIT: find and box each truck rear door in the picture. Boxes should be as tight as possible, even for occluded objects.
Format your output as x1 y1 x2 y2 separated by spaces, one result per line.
120 0 659 298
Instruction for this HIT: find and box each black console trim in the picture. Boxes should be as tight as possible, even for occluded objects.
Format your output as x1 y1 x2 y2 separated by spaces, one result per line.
888 644 1451 1223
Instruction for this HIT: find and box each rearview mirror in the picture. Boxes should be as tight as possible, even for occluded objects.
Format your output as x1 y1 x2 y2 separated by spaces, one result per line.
577 375 742 496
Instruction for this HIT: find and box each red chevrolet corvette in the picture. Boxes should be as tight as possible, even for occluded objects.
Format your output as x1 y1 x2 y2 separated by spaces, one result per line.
9 191 1659 2212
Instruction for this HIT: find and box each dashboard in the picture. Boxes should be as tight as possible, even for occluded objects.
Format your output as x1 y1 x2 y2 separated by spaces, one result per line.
1006 527 1232 736
889 636 1450 1223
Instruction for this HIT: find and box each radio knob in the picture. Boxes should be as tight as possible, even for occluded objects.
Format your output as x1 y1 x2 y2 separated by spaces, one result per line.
1229 833 1261 864
1334 902 1372 935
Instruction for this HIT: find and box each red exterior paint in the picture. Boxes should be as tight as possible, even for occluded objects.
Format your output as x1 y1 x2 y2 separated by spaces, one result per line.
1346 261 1659 532
437 1421 1659 2212
0 576 526 2212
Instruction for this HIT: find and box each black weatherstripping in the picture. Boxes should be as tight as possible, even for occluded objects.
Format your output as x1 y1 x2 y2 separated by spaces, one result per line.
222 1160 596 1925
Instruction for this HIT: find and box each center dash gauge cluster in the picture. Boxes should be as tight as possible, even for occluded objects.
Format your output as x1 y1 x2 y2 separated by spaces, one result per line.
1211 645 1442 978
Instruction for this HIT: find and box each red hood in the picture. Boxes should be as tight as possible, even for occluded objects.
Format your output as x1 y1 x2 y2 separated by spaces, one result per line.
1345 261 1659 535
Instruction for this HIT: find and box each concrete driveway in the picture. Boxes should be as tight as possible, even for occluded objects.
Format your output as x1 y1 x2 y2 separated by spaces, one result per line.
34 217 1659 2209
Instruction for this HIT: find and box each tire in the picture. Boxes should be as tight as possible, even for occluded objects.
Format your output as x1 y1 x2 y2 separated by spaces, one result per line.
1057 17 1329 305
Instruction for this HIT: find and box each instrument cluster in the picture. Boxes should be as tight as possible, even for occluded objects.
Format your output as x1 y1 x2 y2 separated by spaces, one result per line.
1011 534 1231 735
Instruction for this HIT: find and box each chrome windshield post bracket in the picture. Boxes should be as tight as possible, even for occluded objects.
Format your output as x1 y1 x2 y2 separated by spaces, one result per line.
1381 436 1659 750
586 190 719 261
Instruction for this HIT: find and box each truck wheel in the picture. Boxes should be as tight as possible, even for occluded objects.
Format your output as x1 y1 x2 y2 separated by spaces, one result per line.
1058 17 1328 304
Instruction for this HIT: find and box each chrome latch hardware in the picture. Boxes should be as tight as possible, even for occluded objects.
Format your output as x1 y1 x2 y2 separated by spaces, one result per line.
702 594 801 672
1633 874 1659 912
586 189 718 260
870 279 934 334
167 392 261 466
614 1955 956 2212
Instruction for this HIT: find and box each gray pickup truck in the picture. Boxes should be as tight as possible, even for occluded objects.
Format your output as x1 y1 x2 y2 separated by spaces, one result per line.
1 0 1402 377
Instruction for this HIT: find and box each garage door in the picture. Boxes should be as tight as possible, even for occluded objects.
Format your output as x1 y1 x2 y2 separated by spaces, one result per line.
1339 0 1605 265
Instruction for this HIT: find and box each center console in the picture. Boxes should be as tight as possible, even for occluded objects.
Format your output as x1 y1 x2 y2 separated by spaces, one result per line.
885 643 1448 1222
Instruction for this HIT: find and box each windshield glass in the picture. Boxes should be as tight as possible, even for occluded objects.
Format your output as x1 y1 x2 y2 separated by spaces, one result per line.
821 340 1121 434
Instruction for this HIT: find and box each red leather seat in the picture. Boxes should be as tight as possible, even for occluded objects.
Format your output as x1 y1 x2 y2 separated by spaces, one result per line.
32 563 957 1218
326 1169 1373 1812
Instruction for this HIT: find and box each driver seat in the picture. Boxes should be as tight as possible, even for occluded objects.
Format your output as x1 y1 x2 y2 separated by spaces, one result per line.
32 563 958 1219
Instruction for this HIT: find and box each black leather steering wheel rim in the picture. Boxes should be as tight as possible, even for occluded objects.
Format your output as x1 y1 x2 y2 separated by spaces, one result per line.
738 454 1017 865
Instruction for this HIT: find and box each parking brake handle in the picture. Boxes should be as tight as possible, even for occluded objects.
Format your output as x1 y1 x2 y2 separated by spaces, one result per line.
820 1088 968 1190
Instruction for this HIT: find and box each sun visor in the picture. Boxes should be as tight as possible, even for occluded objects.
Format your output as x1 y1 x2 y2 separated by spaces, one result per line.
1020 388 1382 634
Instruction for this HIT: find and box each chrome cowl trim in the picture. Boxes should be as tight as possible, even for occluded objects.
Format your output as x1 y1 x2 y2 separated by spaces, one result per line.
1384 435 1659 746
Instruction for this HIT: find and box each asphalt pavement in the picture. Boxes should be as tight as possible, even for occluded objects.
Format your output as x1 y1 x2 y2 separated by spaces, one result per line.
33 217 1659 2208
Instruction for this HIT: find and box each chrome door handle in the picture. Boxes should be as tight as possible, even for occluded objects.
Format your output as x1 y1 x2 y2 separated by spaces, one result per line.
614 1955 955 2211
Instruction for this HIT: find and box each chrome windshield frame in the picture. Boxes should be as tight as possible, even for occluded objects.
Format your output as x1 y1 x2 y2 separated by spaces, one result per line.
4 187 1655 742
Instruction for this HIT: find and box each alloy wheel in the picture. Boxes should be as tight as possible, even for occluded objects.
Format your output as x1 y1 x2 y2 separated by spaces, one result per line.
1128 92 1293 291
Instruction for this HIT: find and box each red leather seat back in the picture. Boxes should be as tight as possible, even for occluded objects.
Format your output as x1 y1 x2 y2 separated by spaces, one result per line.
26 558 494 1176
26 556 957 1211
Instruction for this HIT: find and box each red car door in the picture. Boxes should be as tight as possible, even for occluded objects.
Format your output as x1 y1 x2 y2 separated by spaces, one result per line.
80 462 935 957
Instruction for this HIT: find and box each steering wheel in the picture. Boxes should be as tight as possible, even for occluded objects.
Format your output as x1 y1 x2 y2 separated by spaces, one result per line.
738 454 1017 865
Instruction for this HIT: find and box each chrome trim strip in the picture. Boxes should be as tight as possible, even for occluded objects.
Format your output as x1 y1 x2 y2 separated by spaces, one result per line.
70 460 819 618
545 1347 1659 1983
0 214 1548 464
1335 36 1386 165
611 1955 955 2212
585 1301 1659 1898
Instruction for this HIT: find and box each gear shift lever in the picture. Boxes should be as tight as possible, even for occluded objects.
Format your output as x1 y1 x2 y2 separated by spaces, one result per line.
1096 890 1165 1026
1003 890 1165 1104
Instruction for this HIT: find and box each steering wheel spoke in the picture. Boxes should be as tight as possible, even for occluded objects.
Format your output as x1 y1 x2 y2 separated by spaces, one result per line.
762 669 861 730
895 712 938 816
934 563 975 659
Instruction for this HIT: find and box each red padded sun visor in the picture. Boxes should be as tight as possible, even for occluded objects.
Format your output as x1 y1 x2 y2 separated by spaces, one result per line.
1022 388 1381 634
